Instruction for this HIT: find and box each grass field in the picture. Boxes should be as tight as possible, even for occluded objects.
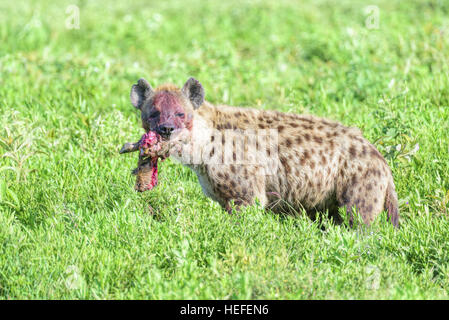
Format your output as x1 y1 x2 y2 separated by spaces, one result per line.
1 0 449 299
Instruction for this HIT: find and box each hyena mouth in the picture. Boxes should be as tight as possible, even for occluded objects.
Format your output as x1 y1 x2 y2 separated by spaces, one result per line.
121 131 170 192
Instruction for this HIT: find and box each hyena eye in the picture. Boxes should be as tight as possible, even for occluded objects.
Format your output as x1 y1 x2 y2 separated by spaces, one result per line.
149 111 160 118
176 113 185 117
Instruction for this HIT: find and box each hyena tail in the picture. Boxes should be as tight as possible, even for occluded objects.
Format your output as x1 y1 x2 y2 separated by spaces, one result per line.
384 180 399 228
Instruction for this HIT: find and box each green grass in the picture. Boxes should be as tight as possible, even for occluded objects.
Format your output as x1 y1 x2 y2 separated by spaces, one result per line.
1 0 449 299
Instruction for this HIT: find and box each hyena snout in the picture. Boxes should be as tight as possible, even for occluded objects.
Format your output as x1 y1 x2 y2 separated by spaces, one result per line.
155 124 175 138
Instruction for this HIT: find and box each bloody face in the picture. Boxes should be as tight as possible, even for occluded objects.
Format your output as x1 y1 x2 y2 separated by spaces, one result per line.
133 90 195 192
140 91 193 140
126 78 205 193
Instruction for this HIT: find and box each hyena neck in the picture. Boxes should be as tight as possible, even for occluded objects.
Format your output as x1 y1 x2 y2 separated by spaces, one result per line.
170 102 214 167
190 101 249 149
191 104 214 152
173 101 261 168
195 102 260 131
194 101 218 127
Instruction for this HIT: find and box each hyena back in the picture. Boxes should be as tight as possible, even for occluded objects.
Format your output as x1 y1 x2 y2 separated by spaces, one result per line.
129 77 399 227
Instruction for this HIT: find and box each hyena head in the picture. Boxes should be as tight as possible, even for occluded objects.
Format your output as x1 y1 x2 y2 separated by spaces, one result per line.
130 77 204 149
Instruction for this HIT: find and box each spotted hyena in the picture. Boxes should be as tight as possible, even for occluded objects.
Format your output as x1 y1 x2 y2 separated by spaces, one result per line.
127 77 399 227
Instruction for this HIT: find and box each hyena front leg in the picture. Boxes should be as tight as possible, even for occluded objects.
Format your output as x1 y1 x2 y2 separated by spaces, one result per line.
207 165 267 214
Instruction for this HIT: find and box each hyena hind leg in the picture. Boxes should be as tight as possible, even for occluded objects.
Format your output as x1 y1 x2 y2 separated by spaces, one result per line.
337 179 387 226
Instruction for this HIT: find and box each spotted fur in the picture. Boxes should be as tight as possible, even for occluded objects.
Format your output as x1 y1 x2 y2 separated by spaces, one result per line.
131 78 400 227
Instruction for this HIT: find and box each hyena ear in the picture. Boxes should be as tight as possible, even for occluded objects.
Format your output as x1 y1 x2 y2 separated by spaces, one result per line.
130 78 153 109
182 77 204 109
